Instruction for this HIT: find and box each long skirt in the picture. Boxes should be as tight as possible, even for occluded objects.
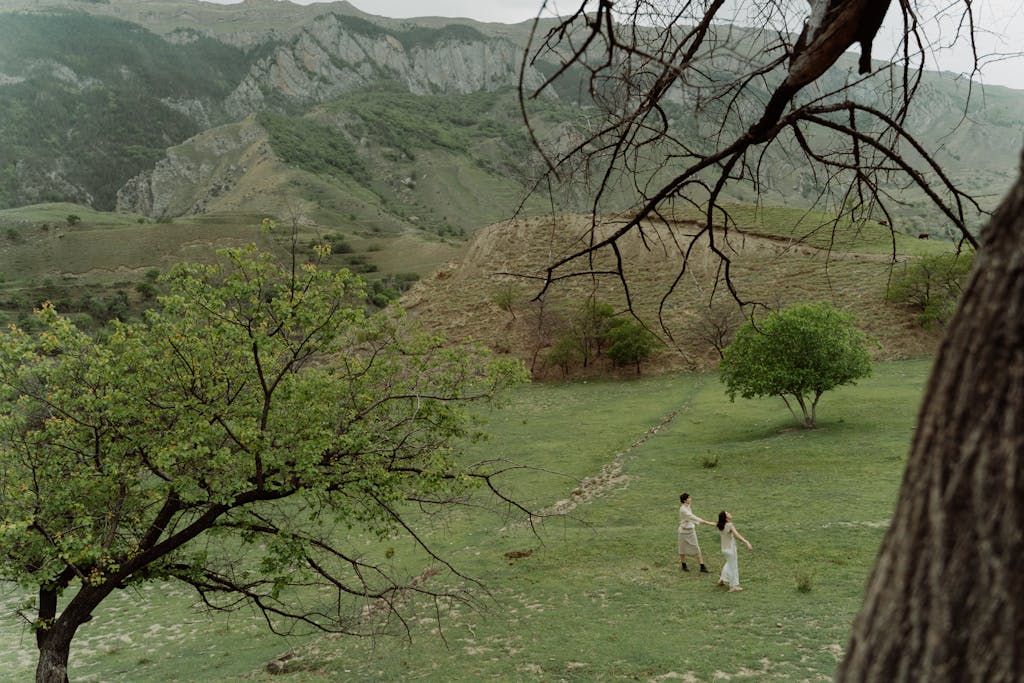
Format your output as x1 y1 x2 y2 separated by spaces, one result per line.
720 548 739 586
677 528 701 555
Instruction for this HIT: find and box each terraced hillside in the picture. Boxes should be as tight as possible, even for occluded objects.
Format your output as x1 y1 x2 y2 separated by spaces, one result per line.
403 206 956 376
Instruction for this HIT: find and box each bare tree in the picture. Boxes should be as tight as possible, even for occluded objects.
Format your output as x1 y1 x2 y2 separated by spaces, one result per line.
688 298 746 358
521 1 1024 680
520 0 983 331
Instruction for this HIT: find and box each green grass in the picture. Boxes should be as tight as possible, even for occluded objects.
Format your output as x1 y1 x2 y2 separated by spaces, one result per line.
0 202 146 226
0 360 930 680
668 202 958 257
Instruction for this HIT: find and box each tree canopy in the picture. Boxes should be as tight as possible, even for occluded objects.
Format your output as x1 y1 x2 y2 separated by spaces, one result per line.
719 302 873 427
0 244 529 683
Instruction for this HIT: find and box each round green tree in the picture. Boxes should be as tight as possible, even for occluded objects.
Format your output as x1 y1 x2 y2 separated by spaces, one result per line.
606 318 657 374
719 302 873 428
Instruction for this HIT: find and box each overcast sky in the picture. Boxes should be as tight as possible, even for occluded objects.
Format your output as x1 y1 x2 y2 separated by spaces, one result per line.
204 0 1024 90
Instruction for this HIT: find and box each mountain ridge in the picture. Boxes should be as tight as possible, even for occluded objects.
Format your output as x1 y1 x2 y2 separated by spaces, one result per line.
1 0 1020 240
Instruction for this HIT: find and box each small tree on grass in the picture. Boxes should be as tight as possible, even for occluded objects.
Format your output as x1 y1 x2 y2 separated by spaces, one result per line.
606 319 658 374
545 333 580 376
0 245 529 683
569 299 615 367
719 302 873 428
886 251 974 328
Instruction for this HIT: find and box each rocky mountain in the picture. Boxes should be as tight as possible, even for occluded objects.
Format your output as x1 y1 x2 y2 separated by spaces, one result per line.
0 0 553 218
1 0 1022 241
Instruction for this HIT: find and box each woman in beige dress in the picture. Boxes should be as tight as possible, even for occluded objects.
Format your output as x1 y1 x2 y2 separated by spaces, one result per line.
677 493 715 573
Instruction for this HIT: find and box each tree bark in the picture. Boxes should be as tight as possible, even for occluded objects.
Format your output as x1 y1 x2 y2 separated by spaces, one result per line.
837 156 1024 680
36 624 74 683
34 583 111 683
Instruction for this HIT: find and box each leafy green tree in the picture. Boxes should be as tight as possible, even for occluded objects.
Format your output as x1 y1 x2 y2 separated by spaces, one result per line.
0 245 528 683
569 299 615 367
605 319 658 373
719 302 873 428
544 333 581 376
886 251 974 328
64 214 80 226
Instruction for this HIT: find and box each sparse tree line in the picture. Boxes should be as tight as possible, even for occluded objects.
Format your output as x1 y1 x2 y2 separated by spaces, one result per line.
491 242 968 425
493 292 660 376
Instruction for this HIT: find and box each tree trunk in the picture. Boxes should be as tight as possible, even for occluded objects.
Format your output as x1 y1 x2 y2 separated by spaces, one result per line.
36 626 74 683
837 158 1024 680
33 583 111 683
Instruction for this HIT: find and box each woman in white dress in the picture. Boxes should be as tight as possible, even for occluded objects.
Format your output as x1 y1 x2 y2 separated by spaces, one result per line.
716 511 753 592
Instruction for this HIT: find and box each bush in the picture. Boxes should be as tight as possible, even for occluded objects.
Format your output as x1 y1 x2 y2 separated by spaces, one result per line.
605 319 657 373
887 251 974 328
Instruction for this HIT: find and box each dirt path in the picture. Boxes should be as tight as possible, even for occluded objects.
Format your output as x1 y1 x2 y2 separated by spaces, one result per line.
535 384 700 518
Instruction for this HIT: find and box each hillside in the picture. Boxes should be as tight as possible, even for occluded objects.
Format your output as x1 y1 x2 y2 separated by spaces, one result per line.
114 85 562 235
0 0 1008 349
0 0 1021 241
403 207 952 377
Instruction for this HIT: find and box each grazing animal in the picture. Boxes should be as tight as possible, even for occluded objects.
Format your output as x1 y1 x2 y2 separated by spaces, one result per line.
504 549 533 561
918 233 930 239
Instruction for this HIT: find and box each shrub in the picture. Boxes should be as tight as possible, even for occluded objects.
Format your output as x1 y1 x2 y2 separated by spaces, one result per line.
887 251 974 328
605 319 658 373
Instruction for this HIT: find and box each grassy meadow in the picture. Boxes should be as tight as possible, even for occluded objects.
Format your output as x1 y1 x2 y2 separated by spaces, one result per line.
0 203 459 328
0 359 931 681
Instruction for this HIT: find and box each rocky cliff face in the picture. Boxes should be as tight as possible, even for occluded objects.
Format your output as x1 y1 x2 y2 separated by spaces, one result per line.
224 13 546 118
116 120 265 216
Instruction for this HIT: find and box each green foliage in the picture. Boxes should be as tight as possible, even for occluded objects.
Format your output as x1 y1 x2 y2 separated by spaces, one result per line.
65 214 80 226
605 319 658 373
491 284 518 320
315 232 353 255
719 302 873 428
0 245 527 674
570 300 616 367
331 84 532 160
886 251 974 328
366 272 419 308
544 334 581 376
134 280 157 301
258 113 369 184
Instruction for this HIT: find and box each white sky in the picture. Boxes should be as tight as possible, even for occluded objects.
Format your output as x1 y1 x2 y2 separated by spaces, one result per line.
204 0 1024 90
